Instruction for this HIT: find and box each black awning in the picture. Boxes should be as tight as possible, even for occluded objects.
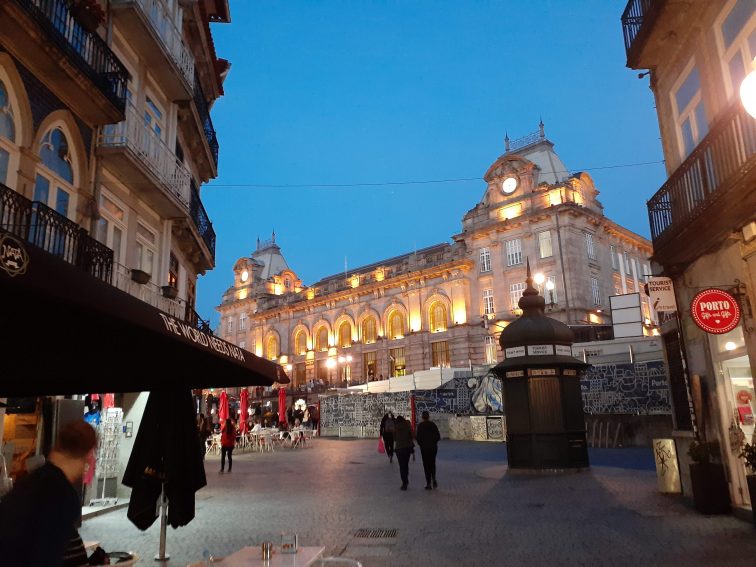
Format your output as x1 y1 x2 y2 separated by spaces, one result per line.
0 232 288 396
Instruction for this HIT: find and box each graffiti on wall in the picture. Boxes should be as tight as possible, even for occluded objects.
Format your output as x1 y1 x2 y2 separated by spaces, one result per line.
320 391 412 428
580 361 670 415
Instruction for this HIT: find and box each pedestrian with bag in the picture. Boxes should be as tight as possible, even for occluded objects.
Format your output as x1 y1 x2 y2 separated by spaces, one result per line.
393 415 414 490
379 411 396 463
220 418 236 473
416 411 441 489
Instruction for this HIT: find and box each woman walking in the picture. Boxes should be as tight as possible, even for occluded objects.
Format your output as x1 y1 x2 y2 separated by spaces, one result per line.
379 412 396 463
393 415 414 490
220 418 236 473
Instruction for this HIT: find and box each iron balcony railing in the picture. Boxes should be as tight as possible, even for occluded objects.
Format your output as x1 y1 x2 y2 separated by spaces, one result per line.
15 0 129 113
621 0 654 55
193 75 219 169
100 102 191 209
647 102 756 246
112 0 194 88
190 182 216 260
0 182 113 283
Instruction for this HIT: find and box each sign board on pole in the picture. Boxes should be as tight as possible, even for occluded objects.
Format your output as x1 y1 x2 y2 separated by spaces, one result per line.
646 277 677 312
610 293 644 338
690 288 741 334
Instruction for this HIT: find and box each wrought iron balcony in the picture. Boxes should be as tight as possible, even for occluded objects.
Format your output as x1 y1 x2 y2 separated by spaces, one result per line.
190 182 216 261
0 182 113 283
11 0 129 115
193 76 219 169
621 0 666 67
647 102 756 261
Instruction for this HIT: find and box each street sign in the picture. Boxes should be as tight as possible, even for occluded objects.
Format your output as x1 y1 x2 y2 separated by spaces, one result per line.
690 288 741 334
646 277 677 312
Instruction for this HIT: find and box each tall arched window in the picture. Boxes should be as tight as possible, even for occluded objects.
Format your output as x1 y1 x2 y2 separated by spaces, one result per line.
338 321 352 348
35 127 75 218
0 79 17 186
388 311 405 339
265 336 278 360
315 327 329 351
429 302 448 333
362 317 377 344
295 330 307 355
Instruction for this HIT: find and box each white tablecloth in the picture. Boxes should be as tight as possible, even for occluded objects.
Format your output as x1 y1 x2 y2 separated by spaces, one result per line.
217 545 325 566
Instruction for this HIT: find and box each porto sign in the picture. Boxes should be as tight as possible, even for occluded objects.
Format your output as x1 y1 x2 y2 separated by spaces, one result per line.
690 288 741 334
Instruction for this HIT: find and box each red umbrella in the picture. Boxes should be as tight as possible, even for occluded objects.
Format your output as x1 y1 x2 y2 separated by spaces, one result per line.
103 393 115 410
219 391 229 424
239 389 249 434
278 387 287 423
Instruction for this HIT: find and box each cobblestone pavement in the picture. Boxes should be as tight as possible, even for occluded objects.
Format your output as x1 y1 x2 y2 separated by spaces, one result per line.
81 439 756 567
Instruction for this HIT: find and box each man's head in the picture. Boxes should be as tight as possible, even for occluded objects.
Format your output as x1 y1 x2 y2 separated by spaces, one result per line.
50 420 97 484
421 411 430 421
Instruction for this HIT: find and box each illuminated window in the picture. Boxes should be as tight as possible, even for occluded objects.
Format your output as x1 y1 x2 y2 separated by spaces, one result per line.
135 222 157 275
363 350 377 381
284 278 291 288
591 277 602 306
315 327 329 351
585 232 596 261
485 336 497 364
388 311 405 339
483 289 495 315
295 330 307 355
538 231 553 258
266 336 278 360
505 239 522 266
510 283 526 310
718 0 756 99
429 302 448 332
672 62 708 159
338 321 352 347
361 317 377 344
431 341 450 367
389 347 406 377
479 247 491 272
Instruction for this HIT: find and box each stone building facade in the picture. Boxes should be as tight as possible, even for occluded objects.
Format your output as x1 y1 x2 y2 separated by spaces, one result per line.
217 127 654 388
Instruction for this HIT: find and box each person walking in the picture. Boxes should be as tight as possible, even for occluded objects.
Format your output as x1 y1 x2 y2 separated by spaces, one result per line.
220 418 236 473
416 411 441 489
393 415 414 490
379 412 396 463
197 414 211 461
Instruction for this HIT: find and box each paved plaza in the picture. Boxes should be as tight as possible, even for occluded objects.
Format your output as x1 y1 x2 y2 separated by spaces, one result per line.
81 439 756 566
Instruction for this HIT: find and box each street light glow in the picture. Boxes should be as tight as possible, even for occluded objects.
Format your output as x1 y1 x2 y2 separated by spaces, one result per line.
534 273 545 286
326 358 337 369
741 57 756 119
545 280 555 291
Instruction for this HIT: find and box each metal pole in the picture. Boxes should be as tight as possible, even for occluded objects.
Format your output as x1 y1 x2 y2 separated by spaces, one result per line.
674 312 699 439
154 483 169 561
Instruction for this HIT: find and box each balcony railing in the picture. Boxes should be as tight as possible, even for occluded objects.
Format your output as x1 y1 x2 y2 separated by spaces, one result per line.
100 102 191 209
621 0 654 54
647 102 756 245
194 76 219 169
0 182 113 283
112 0 194 87
15 0 129 112
190 182 216 260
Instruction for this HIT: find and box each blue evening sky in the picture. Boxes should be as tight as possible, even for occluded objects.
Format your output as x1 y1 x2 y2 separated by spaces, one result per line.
197 0 665 327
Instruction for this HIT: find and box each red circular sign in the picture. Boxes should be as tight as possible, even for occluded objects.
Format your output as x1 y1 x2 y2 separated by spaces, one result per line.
690 289 741 334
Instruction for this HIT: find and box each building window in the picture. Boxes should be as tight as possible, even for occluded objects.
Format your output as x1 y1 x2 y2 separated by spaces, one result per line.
35 128 75 220
610 245 618 270
388 311 405 339
362 317 377 344
429 302 448 332
613 273 623 296
585 232 596 261
672 62 708 159
544 276 558 304
479 247 491 272
506 239 523 266
226 317 234 334
265 336 278 360
239 340 246 350
364 351 377 381
718 0 756 99
390 347 406 377
96 192 127 264
483 288 495 315
624 251 631 273
485 336 497 364
338 321 352 348
239 312 246 331
510 283 526 310
167 252 179 289
135 222 157 275
591 277 602 306
144 96 164 138
538 231 553 258
431 341 450 368
315 327 329 351
295 330 307 355
284 277 291 289
0 79 16 186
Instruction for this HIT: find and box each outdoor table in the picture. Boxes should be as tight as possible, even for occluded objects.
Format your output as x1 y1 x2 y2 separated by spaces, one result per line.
216 545 325 566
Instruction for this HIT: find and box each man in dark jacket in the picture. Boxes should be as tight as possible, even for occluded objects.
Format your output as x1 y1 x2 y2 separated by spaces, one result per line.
393 416 414 490
416 411 441 489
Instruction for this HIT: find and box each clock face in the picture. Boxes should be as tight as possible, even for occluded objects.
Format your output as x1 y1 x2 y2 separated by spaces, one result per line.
502 176 518 194
241 270 249 282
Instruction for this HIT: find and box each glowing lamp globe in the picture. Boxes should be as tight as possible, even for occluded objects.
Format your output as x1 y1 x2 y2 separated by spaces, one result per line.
741 61 756 119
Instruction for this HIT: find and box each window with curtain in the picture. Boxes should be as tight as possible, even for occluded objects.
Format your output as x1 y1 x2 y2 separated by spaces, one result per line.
483 289 495 315
429 302 448 332
362 317 377 343
315 327 329 351
295 330 307 355
506 239 523 266
538 231 553 258
485 336 497 364
339 321 352 347
266 336 278 360
479 247 491 272
431 341 450 367
388 311 405 339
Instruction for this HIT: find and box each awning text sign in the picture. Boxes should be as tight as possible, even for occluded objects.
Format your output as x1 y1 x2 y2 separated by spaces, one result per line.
646 277 677 312
159 313 246 362
690 289 741 334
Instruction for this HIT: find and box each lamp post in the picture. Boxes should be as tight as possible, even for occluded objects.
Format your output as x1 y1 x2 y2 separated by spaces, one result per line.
741 57 756 119
546 279 556 309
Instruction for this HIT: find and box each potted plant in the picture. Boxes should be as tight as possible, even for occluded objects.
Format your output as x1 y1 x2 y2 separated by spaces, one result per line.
161 285 178 300
687 440 730 514
131 268 150 285
68 0 106 33
739 442 756 524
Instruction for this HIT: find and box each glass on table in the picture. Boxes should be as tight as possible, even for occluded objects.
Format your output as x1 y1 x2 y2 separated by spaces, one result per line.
280 531 298 554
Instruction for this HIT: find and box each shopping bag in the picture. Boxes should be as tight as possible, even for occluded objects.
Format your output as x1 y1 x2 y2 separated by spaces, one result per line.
377 437 385 454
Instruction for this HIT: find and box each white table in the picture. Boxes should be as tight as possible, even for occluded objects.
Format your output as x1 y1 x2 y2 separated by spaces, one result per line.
218 545 325 566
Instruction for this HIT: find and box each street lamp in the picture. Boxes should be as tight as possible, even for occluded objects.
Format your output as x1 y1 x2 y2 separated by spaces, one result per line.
326 357 336 386
741 57 756 119
534 272 545 286
545 279 556 309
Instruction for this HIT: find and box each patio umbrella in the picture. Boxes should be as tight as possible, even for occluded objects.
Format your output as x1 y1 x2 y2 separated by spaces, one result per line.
103 393 115 410
219 390 229 423
278 387 287 423
239 388 249 434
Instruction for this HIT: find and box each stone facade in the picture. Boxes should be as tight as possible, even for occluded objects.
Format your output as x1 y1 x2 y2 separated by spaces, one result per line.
217 127 653 387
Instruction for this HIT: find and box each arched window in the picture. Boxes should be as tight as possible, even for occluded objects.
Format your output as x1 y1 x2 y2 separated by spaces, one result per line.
362 317 377 344
338 321 352 348
0 79 16 186
315 327 328 351
35 127 75 218
388 311 405 339
295 330 307 355
429 302 448 332
265 335 278 360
